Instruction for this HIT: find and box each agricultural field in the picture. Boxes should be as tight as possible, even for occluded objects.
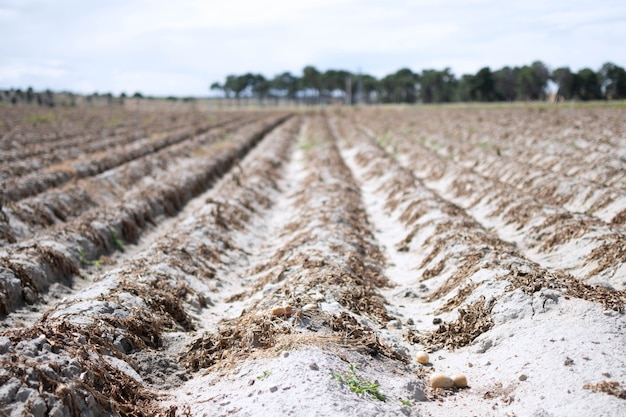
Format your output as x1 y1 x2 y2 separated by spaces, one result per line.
0 103 625 416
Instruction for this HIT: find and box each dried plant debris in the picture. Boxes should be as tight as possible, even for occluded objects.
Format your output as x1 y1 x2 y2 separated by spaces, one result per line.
561 277 625 314
584 381 626 399
436 282 481 314
329 312 407 362
531 213 602 252
611 208 626 225
504 262 561 294
0 321 173 417
182 313 296 372
504 261 625 312
586 238 626 278
408 297 495 351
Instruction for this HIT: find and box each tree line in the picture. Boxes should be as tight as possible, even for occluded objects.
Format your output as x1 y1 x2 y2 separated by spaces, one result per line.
210 61 626 104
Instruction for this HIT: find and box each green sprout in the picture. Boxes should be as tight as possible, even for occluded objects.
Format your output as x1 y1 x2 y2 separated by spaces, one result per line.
399 398 412 407
256 370 271 380
332 364 386 402
111 230 125 251
78 248 102 267
298 134 323 151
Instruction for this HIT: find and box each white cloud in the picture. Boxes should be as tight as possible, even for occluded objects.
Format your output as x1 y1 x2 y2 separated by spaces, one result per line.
1 0 625 95
0 7 19 20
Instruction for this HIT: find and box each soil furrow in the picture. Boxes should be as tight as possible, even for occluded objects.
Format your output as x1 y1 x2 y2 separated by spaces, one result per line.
332 110 626 417
0 115 301 417
0 107 219 161
2 113 271 202
356 115 626 291
1 105 624 417
167 113 428 416
1 115 266 242
398 120 626 227
0 114 292 318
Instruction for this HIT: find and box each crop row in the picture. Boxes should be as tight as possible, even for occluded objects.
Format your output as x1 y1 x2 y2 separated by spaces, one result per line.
0 113 291 317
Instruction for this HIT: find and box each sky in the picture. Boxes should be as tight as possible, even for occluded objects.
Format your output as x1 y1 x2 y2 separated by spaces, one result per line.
1 0 625 97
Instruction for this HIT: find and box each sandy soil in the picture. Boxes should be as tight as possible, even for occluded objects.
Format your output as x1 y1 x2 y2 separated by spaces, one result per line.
0 105 624 417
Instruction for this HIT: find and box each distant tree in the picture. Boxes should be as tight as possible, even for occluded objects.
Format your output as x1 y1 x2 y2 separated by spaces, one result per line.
420 68 456 103
44 89 55 107
492 66 517 101
210 82 225 97
321 69 350 100
599 62 626 99
379 73 397 103
360 74 379 103
101 92 112 106
224 75 248 101
26 87 34 104
270 72 299 101
379 68 419 103
301 66 322 102
132 92 143 98
516 61 549 100
457 74 474 102
470 67 495 101
575 68 602 100
206 59 624 106
551 67 576 100
250 74 271 102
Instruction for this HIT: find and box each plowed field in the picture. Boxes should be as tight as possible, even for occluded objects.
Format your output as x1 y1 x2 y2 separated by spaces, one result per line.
1 105 625 417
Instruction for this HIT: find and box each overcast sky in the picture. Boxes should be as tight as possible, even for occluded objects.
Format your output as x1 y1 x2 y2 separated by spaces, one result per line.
1 0 625 97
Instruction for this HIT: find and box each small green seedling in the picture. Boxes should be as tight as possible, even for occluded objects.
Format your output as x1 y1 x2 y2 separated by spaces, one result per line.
332 364 386 402
298 136 323 151
399 398 412 407
78 248 102 267
256 370 271 380
111 230 125 251
377 134 391 148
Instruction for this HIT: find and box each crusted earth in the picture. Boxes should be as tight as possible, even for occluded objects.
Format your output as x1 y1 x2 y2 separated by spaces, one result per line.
0 105 625 417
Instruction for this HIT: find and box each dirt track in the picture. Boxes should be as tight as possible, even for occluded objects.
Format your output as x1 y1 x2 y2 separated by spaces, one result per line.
0 105 625 416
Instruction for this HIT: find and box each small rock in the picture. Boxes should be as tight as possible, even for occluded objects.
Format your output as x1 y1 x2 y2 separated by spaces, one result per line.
0 336 11 354
429 373 454 389
283 351 289 358
519 374 528 381
416 351 429 365
312 292 325 302
23 287 38 304
452 374 468 388
309 363 319 371
271 306 293 316
0 378 21 403
48 404 69 417
564 357 574 366
15 385 36 402
28 396 48 417
432 318 442 325
269 386 278 393
406 318 414 326
387 319 402 330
